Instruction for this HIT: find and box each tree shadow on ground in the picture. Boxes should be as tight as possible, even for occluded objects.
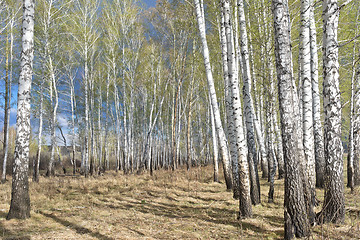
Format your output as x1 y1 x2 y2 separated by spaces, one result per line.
187 194 233 206
0 211 7 219
253 213 283 227
0 218 31 240
39 211 113 240
95 196 281 237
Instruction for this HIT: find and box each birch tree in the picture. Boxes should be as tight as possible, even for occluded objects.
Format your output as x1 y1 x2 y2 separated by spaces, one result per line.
66 59 78 175
320 0 345 224
125 20 145 173
194 0 232 190
186 50 195 171
256 0 272 179
353 65 360 186
36 0 59 176
101 0 121 172
271 0 310 237
140 47 169 174
218 3 240 198
116 0 141 173
7 0 35 220
347 48 356 191
237 0 260 205
347 5 360 190
310 1 325 188
209 99 219 182
1 2 19 183
70 0 99 177
273 108 285 179
221 0 252 217
266 74 277 203
300 0 316 203
33 75 44 182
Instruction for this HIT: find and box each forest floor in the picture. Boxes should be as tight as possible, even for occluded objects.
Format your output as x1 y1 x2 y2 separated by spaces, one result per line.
0 165 359 240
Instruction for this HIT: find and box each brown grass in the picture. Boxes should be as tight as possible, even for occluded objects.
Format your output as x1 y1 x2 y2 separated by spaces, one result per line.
0 166 359 240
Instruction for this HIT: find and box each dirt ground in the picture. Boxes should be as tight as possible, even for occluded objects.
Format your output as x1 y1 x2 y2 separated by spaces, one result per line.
0 166 359 239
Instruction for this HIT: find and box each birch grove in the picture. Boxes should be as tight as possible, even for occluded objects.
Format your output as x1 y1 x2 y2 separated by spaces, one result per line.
0 0 359 238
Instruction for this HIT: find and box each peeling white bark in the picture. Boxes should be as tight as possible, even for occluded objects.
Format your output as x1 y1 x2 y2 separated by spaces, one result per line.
300 0 316 194
310 2 325 188
272 0 310 237
194 0 232 190
321 0 345 224
7 0 34 220
222 0 252 217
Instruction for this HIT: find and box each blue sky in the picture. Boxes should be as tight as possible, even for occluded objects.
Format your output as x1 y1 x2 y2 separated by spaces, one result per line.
0 0 159 141
0 83 18 129
143 0 157 8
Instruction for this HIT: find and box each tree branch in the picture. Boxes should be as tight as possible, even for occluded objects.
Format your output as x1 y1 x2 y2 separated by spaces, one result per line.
340 0 353 10
339 33 360 48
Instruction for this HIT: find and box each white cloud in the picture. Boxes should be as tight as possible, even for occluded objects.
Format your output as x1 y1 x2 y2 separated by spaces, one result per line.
10 107 17 115
0 107 17 129
57 114 69 128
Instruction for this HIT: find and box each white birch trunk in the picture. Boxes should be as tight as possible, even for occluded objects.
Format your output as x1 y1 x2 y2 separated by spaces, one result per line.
272 107 285 179
194 0 232 190
348 57 356 191
74 0 99 177
266 89 277 203
7 0 34 220
347 15 360 189
171 85 178 171
258 0 271 179
70 72 77 175
353 19 360 186
129 81 134 171
310 2 325 188
48 57 58 177
103 70 110 171
1 17 14 184
271 0 311 237
321 0 345 224
97 82 103 174
186 71 194 171
219 6 240 199
354 70 360 186
210 100 219 182
84 40 90 177
222 0 252 217
114 80 121 172
141 61 168 173
246 11 265 177
33 79 44 182
300 0 316 197
237 0 261 205
90 60 96 175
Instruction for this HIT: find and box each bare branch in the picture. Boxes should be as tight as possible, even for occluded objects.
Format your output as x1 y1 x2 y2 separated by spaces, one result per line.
339 33 360 48
340 0 353 10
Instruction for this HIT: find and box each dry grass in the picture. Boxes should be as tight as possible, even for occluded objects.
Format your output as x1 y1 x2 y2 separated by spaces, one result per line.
0 166 359 240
